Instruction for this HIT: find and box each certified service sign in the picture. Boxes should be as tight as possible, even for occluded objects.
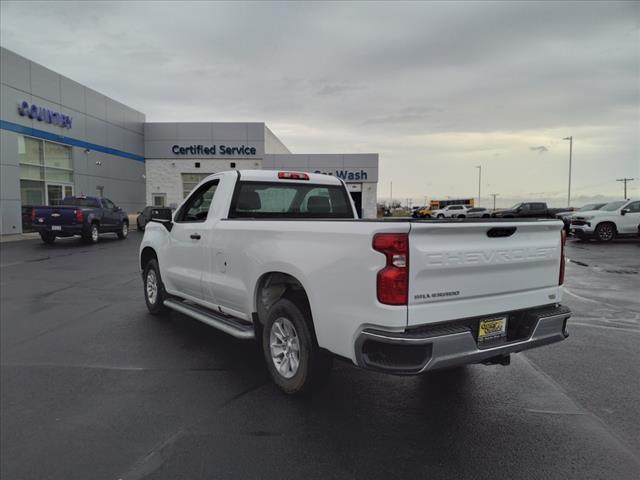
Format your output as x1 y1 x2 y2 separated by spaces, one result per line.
18 101 72 129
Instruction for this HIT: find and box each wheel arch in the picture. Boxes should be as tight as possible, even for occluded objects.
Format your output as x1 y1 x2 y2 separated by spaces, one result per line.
595 220 618 232
254 271 319 347
140 246 158 271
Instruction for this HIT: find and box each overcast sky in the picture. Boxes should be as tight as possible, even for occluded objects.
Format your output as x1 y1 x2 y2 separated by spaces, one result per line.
2 1 638 206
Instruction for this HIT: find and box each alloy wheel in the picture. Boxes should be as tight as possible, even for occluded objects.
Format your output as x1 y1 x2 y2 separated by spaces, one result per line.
270 317 300 379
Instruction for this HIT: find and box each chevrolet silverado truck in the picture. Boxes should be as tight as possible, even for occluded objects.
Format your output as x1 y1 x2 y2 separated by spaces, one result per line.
32 196 129 244
492 202 568 219
139 170 571 394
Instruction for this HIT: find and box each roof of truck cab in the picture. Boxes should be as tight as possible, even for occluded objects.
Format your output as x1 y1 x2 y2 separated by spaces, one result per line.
233 169 344 185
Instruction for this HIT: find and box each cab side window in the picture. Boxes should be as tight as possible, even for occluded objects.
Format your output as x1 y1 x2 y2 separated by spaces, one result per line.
102 198 116 210
176 180 219 223
626 201 640 213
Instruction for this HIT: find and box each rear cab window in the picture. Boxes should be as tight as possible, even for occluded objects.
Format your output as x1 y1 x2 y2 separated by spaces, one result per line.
229 181 354 218
61 197 100 208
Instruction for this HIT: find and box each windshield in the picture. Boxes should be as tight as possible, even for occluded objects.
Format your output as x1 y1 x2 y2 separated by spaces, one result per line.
600 200 627 212
578 203 603 212
510 203 522 209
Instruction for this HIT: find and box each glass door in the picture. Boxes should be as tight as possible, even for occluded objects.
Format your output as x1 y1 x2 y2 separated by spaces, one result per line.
46 184 73 205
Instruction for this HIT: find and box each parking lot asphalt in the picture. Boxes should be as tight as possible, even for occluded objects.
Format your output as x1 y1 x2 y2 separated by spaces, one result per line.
1 233 639 480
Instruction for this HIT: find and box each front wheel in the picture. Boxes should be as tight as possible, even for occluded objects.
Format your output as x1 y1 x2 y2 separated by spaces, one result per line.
117 221 129 239
39 232 55 244
437 214 444 218
595 222 615 242
262 298 332 395
143 259 167 315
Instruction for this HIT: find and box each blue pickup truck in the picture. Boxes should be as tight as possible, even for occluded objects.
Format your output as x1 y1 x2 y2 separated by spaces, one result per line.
31 196 129 245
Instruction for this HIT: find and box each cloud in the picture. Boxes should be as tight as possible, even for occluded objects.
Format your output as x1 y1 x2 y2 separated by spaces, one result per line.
1 0 637 200
530 146 549 154
316 83 361 96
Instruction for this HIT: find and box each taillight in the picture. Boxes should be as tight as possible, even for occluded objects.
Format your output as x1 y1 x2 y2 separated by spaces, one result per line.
278 171 309 180
75 209 84 223
559 229 566 285
31 208 36 222
373 233 409 305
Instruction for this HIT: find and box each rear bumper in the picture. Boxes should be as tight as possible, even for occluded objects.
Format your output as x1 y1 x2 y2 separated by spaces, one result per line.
355 305 571 374
32 225 86 236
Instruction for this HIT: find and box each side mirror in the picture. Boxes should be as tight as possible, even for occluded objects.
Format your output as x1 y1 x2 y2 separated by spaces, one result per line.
150 217 173 231
621 208 629 216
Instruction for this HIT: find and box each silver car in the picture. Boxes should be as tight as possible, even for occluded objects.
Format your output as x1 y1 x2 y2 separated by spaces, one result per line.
466 207 491 218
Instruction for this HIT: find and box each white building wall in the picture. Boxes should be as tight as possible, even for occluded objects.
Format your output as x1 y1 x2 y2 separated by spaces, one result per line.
145 159 261 208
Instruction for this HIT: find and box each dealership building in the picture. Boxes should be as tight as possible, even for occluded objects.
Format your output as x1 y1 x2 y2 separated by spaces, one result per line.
0 47 378 236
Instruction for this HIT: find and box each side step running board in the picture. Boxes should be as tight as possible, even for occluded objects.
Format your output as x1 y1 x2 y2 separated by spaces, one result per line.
163 299 255 340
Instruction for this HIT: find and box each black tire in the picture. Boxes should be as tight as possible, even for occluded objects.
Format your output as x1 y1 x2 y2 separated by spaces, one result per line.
83 223 99 244
437 214 444 219
595 222 616 242
117 221 129 239
39 232 55 245
482 214 490 218
143 259 167 315
458 214 466 219
262 298 332 395
137 219 145 232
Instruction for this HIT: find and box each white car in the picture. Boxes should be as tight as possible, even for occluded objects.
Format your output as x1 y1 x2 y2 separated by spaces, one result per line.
570 199 640 242
432 205 469 218
466 207 492 218
139 170 570 394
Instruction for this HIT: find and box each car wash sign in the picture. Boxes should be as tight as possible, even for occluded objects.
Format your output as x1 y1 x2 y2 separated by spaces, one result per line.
18 101 73 129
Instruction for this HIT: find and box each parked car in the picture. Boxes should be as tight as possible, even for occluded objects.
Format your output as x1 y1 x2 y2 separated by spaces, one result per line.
466 207 491 218
31 196 129 245
136 207 173 231
558 203 606 232
411 206 427 218
139 170 570 395
492 202 568 219
414 206 433 218
432 204 469 218
570 199 640 242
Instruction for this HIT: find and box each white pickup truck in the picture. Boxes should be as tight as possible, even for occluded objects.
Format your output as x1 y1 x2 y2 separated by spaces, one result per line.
139 170 571 394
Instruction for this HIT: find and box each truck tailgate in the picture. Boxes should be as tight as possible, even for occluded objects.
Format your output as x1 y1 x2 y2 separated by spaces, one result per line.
407 221 563 326
33 206 79 226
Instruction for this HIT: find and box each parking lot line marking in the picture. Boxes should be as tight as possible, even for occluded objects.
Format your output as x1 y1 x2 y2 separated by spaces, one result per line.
568 322 640 334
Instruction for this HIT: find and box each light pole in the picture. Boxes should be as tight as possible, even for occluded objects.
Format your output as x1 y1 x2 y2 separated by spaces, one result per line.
616 178 635 199
475 165 482 207
563 136 573 207
490 193 498 210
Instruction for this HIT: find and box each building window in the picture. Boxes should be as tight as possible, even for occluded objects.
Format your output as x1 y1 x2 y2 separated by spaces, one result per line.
152 194 166 207
182 173 211 198
19 136 74 230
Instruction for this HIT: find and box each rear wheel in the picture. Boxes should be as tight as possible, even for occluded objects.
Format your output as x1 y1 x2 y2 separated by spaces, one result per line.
117 221 129 239
83 223 99 244
595 222 615 242
458 214 466 218
143 259 167 315
437 214 444 218
39 232 55 245
137 219 145 231
262 298 332 395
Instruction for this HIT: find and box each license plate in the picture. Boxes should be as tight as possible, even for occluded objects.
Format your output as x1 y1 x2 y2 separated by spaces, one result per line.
51 225 61 231
478 316 507 342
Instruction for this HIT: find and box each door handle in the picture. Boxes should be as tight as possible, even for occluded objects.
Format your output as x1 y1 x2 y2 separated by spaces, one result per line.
190 233 201 240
